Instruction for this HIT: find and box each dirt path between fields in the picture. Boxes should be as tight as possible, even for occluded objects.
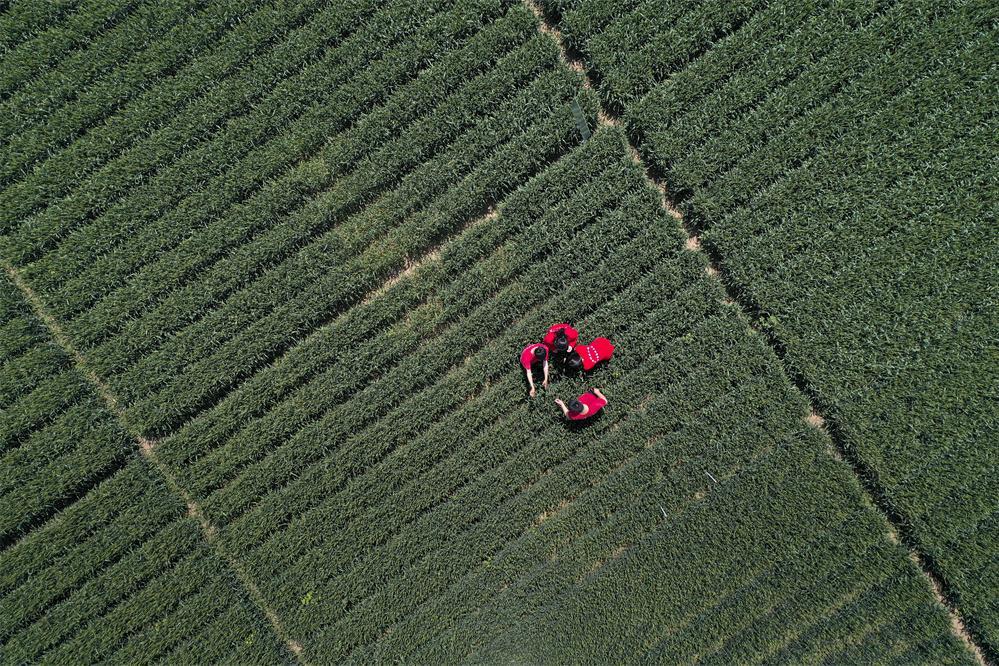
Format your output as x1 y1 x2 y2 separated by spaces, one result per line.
520 2 988 663
2 261 307 665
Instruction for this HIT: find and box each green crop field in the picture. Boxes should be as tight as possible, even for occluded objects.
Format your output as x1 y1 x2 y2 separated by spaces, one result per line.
0 0 993 663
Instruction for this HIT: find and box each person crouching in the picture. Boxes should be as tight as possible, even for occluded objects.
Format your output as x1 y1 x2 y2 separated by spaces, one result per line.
520 343 549 398
555 388 608 421
565 336 615 373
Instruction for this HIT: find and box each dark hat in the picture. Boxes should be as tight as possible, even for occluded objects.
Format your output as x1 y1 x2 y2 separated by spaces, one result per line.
553 330 569 352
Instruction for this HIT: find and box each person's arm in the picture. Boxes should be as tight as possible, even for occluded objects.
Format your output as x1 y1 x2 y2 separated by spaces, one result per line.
542 360 549 388
554 398 569 417
592 388 607 403
526 369 536 397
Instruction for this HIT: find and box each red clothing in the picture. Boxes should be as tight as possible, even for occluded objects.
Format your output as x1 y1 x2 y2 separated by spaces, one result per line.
520 343 548 370
576 337 615 371
567 391 607 421
543 323 579 350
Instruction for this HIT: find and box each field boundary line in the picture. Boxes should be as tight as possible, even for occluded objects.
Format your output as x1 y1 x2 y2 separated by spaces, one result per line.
1 260 308 665
521 2 990 663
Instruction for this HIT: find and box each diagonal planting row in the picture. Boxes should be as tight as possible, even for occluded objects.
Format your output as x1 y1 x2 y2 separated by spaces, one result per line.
258 130 962 662
215 159 678 560
547 0 997 656
81 16 566 382
131 124 968 661
13 0 533 330
160 130 640 503
92 61 594 436
469 433 970 664
150 126 638 495
0 0 253 191
189 129 638 534
0 0 136 96
0 0 84 57
20 0 510 303
0 0 380 252
0 457 294 664
0 282 293 662
0 0 156 116
0 273 130 548
1 0 989 661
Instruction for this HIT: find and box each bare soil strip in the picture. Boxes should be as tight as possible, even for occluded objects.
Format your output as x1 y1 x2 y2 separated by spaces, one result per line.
520 2 989 662
2 260 308 665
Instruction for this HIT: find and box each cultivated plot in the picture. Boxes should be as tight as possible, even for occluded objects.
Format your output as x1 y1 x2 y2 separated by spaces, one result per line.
0 0 989 662
545 0 998 656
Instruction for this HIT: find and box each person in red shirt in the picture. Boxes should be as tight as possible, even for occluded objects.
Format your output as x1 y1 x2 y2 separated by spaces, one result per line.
543 323 579 354
555 388 608 421
566 337 615 372
520 343 549 398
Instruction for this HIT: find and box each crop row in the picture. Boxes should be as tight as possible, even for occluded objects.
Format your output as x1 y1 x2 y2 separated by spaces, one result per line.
0 365 88 452
0 274 135 552
416 378 960 659
0 341 70 408
549 0 642 50
24 0 528 303
551 0 994 656
359 368 802 661
5 511 290 664
0 0 247 191
119 67 592 430
0 278 86 455
169 135 642 505
402 460 873 661
659 0 979 211
196 135 655 531
699 37 997 647
1 506 192 650
0 0 83 56
212 165 679 557
112 72 596 437
53 0 517 348
630 0 892 167
654 6 995 651
0 282 273 661
0 0 139 99
289 319 934 663
0 459 153 596
0 0 161 121
261 245 708 658
0 0 375 251
81 19 562 383
459 436 958 664
590 0 767 111
3 0 987 661
154 126 634 473
247 276 731 617
0 394 133 545
133 133 952 657
39 539 274 665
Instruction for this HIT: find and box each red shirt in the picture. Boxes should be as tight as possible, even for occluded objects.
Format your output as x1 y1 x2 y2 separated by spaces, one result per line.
576 337 615 371
543 323 579 350
520 343 548 370
567 391 607 420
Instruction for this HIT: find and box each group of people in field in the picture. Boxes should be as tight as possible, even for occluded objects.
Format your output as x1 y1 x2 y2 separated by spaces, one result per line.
520 323 615 422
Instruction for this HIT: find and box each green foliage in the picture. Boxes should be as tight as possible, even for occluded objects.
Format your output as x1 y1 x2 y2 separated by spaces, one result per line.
558 0 996 656
0 0 990 662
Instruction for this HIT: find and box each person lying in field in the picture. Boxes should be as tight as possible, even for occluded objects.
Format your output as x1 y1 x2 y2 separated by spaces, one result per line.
565 336 615 372
555 388 608 421
543 323 579 354
520 343 549 398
